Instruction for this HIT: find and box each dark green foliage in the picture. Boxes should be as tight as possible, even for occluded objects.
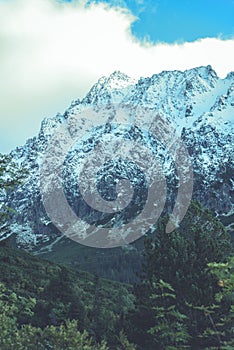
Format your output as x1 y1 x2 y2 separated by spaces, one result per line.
0 283 109 350
204 257 234 348
40 236 143 284
147 279 190 349
0 154 27 191
128 202 233 349
0 245 135 348
0 154 27 235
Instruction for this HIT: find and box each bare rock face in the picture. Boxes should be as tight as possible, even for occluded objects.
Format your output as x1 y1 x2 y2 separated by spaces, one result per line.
3 65 234 250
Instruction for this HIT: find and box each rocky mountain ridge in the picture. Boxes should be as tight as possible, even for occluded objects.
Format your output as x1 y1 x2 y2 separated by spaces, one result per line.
2 65 234 250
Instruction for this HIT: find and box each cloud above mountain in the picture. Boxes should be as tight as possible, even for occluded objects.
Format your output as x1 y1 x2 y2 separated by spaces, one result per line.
0 0 234 152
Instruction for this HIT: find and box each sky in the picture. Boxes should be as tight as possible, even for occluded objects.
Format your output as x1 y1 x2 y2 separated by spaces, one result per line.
0 0 234 152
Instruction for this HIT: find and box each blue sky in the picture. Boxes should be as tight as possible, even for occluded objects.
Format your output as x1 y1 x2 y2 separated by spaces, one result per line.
0 0 234 152
91 0 234 42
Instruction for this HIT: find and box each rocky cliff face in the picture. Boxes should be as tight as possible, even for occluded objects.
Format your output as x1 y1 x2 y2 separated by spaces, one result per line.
3 65 234 250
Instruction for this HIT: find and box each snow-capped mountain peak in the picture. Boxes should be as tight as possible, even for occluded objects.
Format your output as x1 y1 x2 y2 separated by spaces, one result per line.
83 70 137 105
2 66 234 249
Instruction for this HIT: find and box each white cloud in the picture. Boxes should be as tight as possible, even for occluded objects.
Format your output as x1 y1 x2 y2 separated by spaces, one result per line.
0 0 234 152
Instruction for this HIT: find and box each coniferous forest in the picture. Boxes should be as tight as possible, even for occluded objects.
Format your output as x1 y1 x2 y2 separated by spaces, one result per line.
0 156 233 349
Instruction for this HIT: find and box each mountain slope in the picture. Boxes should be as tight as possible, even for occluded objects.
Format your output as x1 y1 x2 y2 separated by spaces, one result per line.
2 65 234 264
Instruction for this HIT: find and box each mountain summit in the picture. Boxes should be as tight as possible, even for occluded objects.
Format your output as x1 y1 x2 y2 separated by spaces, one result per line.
2 65 234 250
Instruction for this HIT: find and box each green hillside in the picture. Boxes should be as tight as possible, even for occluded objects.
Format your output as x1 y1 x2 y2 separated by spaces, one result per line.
0 244 135 348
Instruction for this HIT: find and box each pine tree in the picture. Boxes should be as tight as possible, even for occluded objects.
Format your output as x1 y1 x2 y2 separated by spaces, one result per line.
129 201 233 349
0 154 27 233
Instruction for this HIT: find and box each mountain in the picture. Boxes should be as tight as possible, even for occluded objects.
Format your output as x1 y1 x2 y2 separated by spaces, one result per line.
2 65 234 280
